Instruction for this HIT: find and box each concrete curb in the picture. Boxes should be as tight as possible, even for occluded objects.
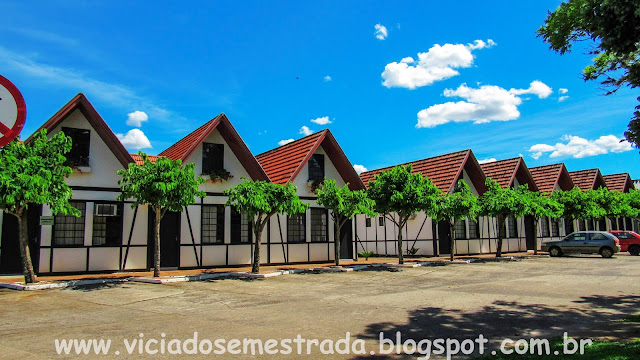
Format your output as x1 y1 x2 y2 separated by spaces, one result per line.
1 255 542 290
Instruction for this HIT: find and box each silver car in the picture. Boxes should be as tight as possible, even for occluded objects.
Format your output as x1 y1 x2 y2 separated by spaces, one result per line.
542 231 621 258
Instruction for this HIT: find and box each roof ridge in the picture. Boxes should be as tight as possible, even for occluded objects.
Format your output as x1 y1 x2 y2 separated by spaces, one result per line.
255 130 326 158
158 115 221 158
360 149 470 175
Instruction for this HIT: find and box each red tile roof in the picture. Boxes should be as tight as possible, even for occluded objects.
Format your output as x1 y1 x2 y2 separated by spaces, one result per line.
255 130 365 190
159 114 268 181
569 169 606 191
603 173 633 192
480 158 520 188
26 93 134 167
359 149 487 194
130 154 161 165
529 163 574 193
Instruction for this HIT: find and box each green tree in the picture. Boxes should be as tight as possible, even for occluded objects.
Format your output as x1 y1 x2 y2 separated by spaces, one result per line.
624 189 640 221
432 180 479 262
118 153 205 277
0 130 79 283
316 179 376 266
538 0 640 147
520 189 564 254
225 179 308 273
589 187 628 230
551 188 599 233
478 179 529 257
367 165 440 264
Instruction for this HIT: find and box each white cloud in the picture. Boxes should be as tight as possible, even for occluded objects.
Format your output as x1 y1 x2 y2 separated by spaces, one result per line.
478 158 497 164
559 88 569 94
528 134 633 160
116 129 152 150
0 46 182 124
323 75 332 82
278 139 294 146
126 110 148 127
374 24 388 40
558 95 569 102
416 81 552 128
381 39 496 89
310 116 332 125
299 125 314 136
353 164 368 174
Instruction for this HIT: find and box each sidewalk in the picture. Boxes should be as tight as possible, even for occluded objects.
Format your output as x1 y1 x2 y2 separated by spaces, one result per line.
0 251 540 288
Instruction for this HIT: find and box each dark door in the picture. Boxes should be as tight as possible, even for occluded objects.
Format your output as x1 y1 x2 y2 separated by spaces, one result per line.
337 219 353 259
148 210 180 268
524 215 536 250
438 220 451 255
1 206 41 274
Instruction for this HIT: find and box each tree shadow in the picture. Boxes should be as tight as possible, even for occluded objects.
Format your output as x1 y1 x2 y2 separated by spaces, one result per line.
66 281 128 292
352 294 640 359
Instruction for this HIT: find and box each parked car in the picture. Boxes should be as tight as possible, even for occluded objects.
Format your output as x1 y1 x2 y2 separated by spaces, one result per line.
608 230 640 256
542 231 621 258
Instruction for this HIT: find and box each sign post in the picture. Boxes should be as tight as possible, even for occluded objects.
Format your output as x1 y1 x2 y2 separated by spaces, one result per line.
0 75 27 147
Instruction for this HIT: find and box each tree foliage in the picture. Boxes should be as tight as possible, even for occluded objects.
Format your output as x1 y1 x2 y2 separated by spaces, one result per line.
432 180 479 261
519 188 564 253
624 189 640 219
367 165 440 264
551 187 598 221
0 130 79 283
118 153 205 277
538 0 640 147
316 179 376 265
225 179 308 273
478 179 529 257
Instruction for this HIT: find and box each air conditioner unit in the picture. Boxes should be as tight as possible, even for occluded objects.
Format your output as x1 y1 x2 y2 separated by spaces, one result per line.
94 204 118 216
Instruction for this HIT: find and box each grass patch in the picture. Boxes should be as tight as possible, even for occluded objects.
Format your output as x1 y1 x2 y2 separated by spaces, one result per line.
474 338 640 359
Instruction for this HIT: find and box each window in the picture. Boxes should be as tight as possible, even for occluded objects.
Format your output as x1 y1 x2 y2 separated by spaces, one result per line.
92 203 123 246
378 217 385 226
202 205 225 244
551 218 560 237
287 213 306 243
565 219 574 234
53 201 86 246
578 220 586 231
468 218 480 239
308 154 324 181
62 127 90 167
310 208 328 242
365 218 372 227
598 218 607 231
454 219 466 239
540 217 550 237
507 215 518 238
618 218 625 231
587 219 595 231
202 143 224 174
625 218 633 231
590 233 608 241
568 233 586 241
616 232 633 239
230 208 251 243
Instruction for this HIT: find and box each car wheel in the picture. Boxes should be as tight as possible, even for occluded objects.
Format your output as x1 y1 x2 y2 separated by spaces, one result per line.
549 247 562 257
600 247 613 258
629 245 640 256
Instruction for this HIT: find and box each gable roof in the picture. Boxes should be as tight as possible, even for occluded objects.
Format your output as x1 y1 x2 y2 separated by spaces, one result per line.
529 163 574 193
359 149 488 194
26 93 134 167
480 157 539 191
255 130 365 190
569 168 607 191
159 114 269 181
603 173 634 192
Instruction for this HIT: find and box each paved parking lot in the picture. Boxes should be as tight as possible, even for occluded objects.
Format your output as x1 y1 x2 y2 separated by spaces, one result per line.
1 255 639 359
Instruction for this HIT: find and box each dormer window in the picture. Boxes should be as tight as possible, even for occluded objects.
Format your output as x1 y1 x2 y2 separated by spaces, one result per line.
62 127 90 167
202 143 224 174
308 154 324 181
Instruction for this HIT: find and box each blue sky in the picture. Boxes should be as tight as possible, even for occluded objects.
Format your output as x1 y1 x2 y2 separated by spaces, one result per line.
1 1 638 178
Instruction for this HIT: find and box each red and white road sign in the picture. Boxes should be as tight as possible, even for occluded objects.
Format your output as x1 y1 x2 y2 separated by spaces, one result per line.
0 75 26 147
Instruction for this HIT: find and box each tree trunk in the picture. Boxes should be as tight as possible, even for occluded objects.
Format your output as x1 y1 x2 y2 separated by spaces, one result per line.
17 211 36 284
496 214 504 258
397 220 404 264
533 218 539 255
334 216 342 266
449 220 455 262
252 226 262 274
153 206 161 278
